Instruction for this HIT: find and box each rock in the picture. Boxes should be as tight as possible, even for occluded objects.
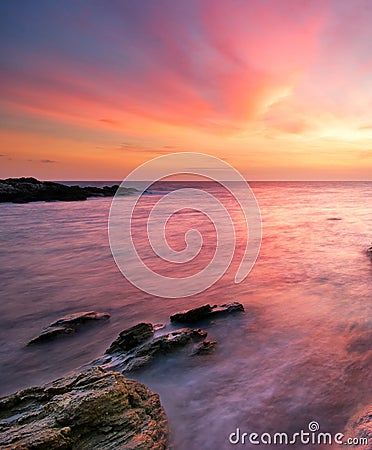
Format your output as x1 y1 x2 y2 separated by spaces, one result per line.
190 339 217 356
347 330 372 353
216 302 245 314
106 323 154 354
343 405 372 449
28 325 76 344
0 178 136 203
28 311 110 345
50 311 111 327
0 366 168 450
170 305 213 323
170 302 244 324
105 328 207 372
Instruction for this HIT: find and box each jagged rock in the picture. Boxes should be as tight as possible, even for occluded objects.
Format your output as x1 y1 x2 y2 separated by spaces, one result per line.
28 311 110 345
105 328 207 372
0 177 135 203
170 302 244 324
190 339 217 356
106 323 154 354
343 405 372 449
0 366 168 450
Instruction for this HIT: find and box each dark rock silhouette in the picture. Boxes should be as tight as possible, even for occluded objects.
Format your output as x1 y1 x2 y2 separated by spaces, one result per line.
0 177 135 203
170 302 244 323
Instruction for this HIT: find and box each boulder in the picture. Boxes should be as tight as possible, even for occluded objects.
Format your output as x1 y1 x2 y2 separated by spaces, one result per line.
343 405 372 449
0 366 168 449
105 328 207 372
170 302 244 324
106 322 154 354
28 311 110 345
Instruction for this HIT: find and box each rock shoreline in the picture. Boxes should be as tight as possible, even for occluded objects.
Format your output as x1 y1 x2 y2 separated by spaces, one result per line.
0 302 245 449
2 297 371 448
0 177 136 203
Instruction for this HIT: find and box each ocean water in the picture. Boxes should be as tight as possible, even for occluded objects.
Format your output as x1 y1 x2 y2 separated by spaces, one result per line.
0 181 371 449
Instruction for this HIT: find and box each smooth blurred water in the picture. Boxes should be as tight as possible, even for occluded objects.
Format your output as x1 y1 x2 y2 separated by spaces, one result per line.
0 181 371 449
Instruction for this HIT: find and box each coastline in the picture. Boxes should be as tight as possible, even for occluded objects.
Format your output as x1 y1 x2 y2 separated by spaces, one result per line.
1 295 372 448
0 177 126 203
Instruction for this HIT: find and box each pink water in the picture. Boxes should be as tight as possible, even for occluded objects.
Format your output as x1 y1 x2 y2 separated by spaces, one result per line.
0 181 371 449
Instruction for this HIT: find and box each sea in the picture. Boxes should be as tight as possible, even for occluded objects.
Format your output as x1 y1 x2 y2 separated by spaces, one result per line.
0 181 371 449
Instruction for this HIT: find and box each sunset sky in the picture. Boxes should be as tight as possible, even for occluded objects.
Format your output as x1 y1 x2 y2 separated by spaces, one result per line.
1 0 372 180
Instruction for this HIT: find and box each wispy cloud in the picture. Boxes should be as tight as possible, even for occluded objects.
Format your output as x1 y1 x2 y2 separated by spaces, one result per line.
28 158 58 163
359 150 372 159
116 142 178 155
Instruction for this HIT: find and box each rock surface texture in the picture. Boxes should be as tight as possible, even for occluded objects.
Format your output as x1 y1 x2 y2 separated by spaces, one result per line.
343 405 372 450
28 311 110 345
0 177 135 203
0 366 168 450
106 323 154 354
104 327 208 372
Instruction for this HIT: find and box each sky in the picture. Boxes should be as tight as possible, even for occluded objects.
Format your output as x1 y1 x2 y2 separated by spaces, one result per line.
1 0 372 180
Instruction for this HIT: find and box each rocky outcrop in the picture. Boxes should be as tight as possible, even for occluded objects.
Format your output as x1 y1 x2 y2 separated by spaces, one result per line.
0 366 168 449
170 302 244 324
0 177 135 203
343 405 372 449
106 323 154 354
103 328 207 372
28 311 110 345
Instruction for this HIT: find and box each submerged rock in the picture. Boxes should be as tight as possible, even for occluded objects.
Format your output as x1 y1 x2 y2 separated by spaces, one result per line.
190 339 217 356
28 311 110 345
105 328 207 372
106 322 154 354
347 330 372 354
170 302 244 324
343 405 372 450
0 366 168 450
